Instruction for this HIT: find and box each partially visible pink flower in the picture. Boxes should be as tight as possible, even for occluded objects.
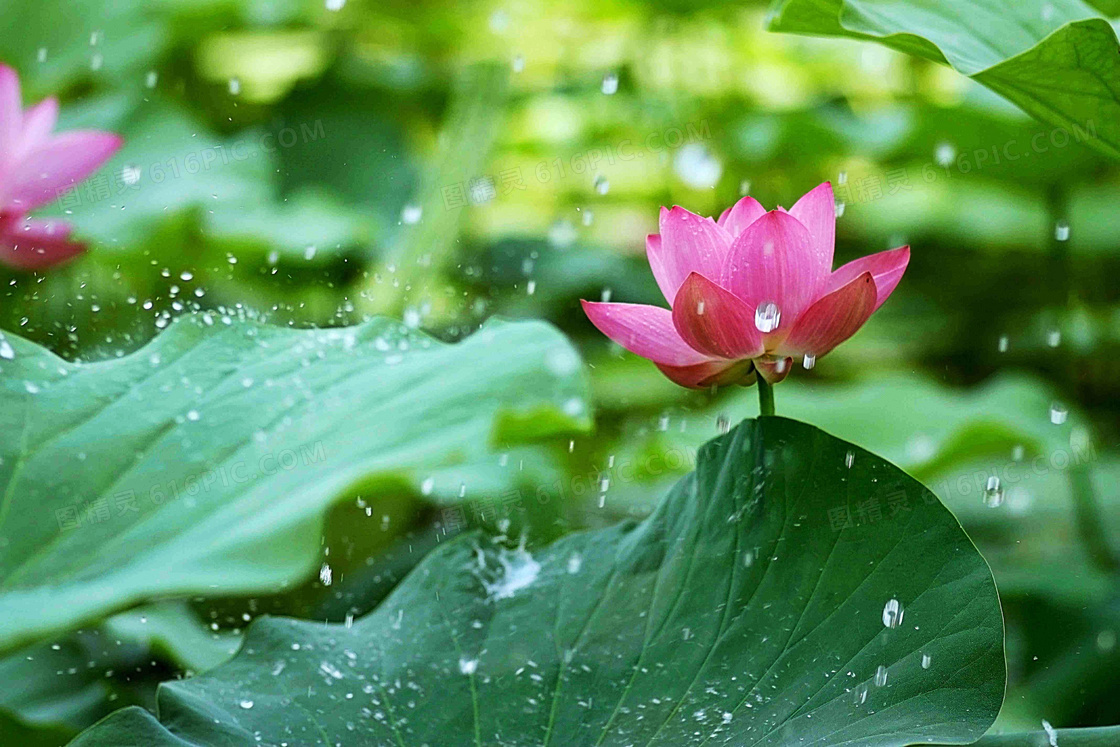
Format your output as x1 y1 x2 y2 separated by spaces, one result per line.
582 182 909 388
0 63 122 269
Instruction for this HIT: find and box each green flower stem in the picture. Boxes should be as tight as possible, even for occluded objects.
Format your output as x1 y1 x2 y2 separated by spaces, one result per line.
757 376 775 417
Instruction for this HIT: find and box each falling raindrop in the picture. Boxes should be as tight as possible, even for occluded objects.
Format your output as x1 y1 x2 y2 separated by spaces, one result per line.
145 70 158 88
186 410 200 421
121 164 142 186
874 665 889 687
754 302 780 333
673 144 722 189
802 353 816 370
581 208 594 226
838 171 848 185
1012 444 1025 461
548 219 576 248
845 450 855 468
511 54 525 73
0 339 13 360
716 414 730 434
1049 402 1068 425
834 201 846 218
1054 220 1070 242
458 657 478 675
401 203 422 224
1047 329 1061 347
921 654 932 669
983 476 1004 507
599 288 611 302
882 598 904 629
601 72 619 95
853 684 869 706
935 142 956 168
593 175 610 195
325 0 346 10
998 335 1009 353
319 562 333 586
1042 720 1058 747
739 179 752 196
228 77 241 95
696 300 705 316
239 700 254 709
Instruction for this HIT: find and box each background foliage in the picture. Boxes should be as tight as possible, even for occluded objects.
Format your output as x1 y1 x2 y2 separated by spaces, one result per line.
1 0 1118 742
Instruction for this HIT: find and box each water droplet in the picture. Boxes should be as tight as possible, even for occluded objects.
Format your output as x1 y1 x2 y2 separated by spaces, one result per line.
599 288 611 302
802 353 816 370
119 164 142 185
239 699 254 709
739 179 752 196
874 665 888 687
421 477 435 496
984 476 1004 507
844 450 855 468
593 175 609 195
547 219 576 248
673 144 722 189
853 684 868 705
1047 329 1061 347
1055 220 1070 242
401 203 422 224
511 54 525 73
754 302 780 333
882 598 904 629
228 77 241 95
145 70 159 88
186 409 200 421
0 339 13 360
921 653 931 669
458 657 478 675
600 72 618 95
325 0 346 10
1042 720 1058 747
834 201 846 218
695 300 705 316
716 414 730 434
998 335 1009 353
319 562 333 586
1012 444 1025 461
935 142 956 167
581 208 594 226
838 171 848 185
304 245 317 260
37 47 47 63
1049 402 1068 425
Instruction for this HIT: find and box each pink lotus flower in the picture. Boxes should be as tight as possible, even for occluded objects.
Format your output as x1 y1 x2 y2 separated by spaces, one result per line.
0 64 122 270
582 183 909 388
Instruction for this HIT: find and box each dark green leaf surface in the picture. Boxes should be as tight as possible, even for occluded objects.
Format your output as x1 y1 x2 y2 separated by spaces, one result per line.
768 0 1120 159
0 315 588 653
71 418 1004 746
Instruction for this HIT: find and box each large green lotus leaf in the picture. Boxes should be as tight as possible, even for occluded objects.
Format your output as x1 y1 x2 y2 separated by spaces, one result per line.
940 726 1120 746
768 0 1120 159
70 417 1004 747
0 600 238 744
0 314 589 653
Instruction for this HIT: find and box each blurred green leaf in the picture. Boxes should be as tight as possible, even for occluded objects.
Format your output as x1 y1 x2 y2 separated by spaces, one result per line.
0 314 588 653
70 417 1004 746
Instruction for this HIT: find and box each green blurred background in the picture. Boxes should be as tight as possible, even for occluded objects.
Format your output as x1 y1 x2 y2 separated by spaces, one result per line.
1 0 1118 742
